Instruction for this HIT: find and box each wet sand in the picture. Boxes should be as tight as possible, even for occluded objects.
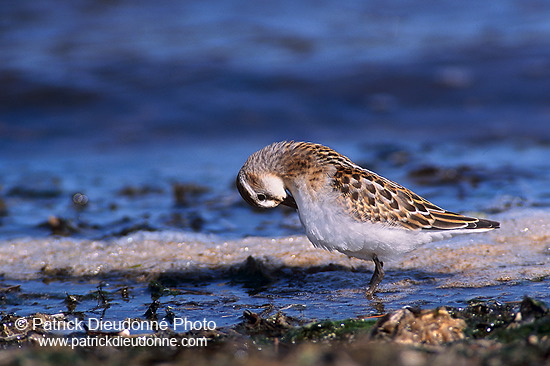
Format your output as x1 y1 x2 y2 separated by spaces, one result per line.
0 209 547 326
1 210 548 285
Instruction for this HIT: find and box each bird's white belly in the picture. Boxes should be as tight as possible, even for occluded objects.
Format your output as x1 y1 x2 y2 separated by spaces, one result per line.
295 194 450 261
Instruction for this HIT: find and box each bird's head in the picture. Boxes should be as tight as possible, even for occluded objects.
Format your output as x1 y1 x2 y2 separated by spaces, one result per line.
236 170 297 209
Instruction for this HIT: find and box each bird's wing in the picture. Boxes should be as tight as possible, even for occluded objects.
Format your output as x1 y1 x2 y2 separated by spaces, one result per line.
331 166 499 231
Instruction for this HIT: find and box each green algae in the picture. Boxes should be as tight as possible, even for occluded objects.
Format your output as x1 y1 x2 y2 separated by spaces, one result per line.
281 318 377 343
454 297 550 342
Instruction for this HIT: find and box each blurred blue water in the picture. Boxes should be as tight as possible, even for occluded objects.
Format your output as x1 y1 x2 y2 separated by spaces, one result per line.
0 0 549 325
1 0 550 238
1 0 550 153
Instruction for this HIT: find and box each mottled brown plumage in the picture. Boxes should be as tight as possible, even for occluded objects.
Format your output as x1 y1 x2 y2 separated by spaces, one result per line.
331 165 498 231
251 141 499 232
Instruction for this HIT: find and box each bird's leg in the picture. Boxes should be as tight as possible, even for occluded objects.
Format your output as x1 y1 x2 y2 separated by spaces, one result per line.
366 254 384 296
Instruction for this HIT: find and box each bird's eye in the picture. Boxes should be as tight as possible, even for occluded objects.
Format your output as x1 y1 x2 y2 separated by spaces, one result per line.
257 194 267 201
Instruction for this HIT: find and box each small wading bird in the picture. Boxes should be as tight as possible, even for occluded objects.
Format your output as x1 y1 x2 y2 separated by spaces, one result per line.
236 141 500 296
